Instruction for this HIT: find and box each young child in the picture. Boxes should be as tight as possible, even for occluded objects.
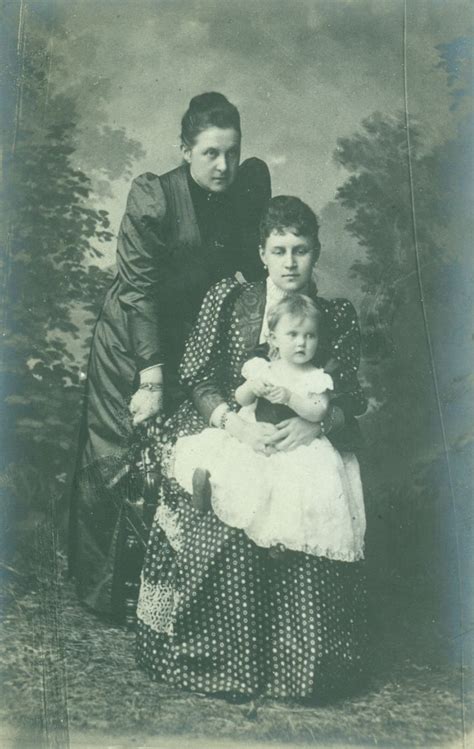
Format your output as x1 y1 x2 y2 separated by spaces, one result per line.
172 294 365 562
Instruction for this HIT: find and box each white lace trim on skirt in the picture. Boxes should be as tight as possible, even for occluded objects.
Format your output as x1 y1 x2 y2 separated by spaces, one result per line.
154 502 184 553
136 576 182 635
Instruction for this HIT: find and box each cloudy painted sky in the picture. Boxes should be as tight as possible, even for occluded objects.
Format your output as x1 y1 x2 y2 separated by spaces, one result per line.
23 0 472 247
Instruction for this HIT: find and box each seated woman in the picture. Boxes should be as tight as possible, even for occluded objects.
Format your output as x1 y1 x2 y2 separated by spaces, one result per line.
136 196 369 702
68 92 271 622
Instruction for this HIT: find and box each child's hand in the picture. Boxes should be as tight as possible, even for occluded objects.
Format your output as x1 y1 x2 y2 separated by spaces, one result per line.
250 378 272 398
265 386 290 405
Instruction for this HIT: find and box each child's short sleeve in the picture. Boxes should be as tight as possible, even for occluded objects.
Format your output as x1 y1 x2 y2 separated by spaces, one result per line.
241 357 271 381
303 368 334 395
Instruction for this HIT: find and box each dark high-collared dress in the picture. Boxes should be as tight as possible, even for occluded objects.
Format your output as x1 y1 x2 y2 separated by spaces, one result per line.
69 160 271 616
136 278 369 701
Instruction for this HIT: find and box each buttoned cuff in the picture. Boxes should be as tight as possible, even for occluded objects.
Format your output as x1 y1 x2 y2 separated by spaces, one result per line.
139 364 163 384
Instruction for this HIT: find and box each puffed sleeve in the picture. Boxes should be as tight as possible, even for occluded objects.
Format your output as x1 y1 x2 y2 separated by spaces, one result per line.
237 157 271 206
305 369 334 396
115 172 167 369
241 357 271 381
179 278 241 422
326 299 367 418
234 158 271 282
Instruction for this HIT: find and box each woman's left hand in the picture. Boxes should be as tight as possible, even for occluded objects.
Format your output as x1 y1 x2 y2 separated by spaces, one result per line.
266 417 322 452
129 388 163 426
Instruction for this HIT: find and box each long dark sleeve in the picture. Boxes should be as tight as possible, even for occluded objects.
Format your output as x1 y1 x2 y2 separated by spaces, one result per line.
326 299 367 419
116 172 167 369
178 278 242 422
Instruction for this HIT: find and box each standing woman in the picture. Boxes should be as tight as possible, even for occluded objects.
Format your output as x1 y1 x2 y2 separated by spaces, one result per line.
69 93 271 621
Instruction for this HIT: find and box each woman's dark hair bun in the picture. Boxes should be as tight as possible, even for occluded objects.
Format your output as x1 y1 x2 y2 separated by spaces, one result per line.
188 92 230 112
181 92 241 147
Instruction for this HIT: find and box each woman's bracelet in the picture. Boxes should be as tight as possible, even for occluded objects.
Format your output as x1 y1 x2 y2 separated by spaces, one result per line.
139 383 163 392
218 407 233 430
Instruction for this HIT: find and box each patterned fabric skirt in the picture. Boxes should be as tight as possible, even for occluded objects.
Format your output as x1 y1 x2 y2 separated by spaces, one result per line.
135 474 369 701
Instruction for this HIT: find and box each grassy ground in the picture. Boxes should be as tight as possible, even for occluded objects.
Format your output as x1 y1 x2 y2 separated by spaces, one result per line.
0 545 471 749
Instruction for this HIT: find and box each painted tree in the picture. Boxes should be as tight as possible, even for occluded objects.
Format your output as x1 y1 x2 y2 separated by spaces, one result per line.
333 37 472 471
1 10 142 536
334 110 445 479
334 39 473 658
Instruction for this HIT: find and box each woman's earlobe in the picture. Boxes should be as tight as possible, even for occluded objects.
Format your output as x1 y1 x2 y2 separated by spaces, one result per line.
181 144 192 164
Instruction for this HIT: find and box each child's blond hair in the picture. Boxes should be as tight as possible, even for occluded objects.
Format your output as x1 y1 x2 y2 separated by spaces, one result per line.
267 294 322 360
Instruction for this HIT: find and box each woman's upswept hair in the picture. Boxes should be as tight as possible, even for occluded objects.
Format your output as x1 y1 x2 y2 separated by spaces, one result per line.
267 294 324 360
181 92 241 147
260 195 321 261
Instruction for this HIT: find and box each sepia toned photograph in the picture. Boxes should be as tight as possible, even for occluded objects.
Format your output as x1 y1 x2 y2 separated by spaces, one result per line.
1 1 472 747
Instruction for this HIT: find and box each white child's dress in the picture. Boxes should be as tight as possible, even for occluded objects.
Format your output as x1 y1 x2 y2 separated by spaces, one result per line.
171 358 366 562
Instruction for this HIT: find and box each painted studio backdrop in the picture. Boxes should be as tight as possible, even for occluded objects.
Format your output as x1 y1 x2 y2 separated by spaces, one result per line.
1 0 472 747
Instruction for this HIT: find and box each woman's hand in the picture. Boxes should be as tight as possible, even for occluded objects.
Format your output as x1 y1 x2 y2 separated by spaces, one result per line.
129 388 163 426
266 417 322 452
243 422 280 453
226 413 278 454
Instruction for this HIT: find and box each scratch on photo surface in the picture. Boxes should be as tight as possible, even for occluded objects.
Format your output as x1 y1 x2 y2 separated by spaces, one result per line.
403 1 466 745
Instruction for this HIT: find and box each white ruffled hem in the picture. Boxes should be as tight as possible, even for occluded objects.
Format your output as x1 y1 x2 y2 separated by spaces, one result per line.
242 533 365 562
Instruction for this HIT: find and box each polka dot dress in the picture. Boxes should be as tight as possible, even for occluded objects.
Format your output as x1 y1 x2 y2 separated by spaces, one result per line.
136 279 368 700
